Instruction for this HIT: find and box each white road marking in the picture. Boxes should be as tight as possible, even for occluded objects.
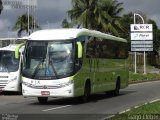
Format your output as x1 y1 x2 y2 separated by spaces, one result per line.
144 102 148 105
125 109 131 112
134 105 140 109
42 105 72 112
149 99 160 103
110 99 160 119
119 108 131 114
102 115 115 120
119 110 126 114
130 80 160 86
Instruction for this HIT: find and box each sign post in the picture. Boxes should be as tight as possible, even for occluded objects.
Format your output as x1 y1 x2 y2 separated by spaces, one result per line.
131 15 153 74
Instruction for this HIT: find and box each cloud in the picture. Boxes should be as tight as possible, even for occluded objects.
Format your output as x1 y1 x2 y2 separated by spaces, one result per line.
0 0 72 37
1 0 160 38
41 21 62 29
0 19 11 31
36 0 72 25
150 14 160 27
118 0 160 27
0 19 17 37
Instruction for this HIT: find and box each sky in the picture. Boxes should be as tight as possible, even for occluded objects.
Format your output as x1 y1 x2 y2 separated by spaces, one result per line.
0 0 160 38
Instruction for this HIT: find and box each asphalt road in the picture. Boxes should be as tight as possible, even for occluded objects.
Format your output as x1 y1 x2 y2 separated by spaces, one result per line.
0 81 160 120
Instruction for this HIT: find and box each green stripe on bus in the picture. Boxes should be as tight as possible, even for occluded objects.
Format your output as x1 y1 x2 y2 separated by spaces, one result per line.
77 42 82 58
15 43 25 59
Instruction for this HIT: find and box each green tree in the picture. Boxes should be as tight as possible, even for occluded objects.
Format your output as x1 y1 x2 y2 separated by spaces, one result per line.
12 13 40 37
0 0 3 14
148 19 160 54
147 19 160 66
119 12 133 41
67 0 99 29
97 0 124 35
67 0 124 36
61 19 73 28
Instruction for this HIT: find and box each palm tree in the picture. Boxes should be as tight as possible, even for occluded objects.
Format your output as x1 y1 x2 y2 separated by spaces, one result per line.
98 0 124 35
0 0 3 14
68 0 99 29
12 13 40 37
61 19 73 28
119 12 133 40
67 0 124 36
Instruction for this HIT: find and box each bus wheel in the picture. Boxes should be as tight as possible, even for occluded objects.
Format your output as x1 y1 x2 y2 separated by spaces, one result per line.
82 81 91 102
113 79 120 96
38 97 48 104
18 83 22 95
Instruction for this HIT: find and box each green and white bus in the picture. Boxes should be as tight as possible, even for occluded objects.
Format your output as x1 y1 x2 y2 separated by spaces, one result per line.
21 28 129 103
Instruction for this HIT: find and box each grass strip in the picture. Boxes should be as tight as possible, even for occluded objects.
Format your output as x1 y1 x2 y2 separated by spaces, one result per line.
129 72 160 83
108 101 160 120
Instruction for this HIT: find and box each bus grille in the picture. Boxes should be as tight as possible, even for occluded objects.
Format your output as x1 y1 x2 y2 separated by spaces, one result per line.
0 80 8 89
23 82 63 89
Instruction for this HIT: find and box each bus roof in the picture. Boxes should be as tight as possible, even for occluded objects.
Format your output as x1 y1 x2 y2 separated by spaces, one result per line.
0 37 28 41
28 28 127 43
0 44 24 53
0 38 18 41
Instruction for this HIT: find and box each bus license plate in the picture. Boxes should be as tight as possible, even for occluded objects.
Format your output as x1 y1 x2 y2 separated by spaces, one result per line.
41 91 50 96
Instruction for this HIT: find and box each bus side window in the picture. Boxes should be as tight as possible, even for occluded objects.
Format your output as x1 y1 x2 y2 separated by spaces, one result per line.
86 37 98 58
115 43 128 59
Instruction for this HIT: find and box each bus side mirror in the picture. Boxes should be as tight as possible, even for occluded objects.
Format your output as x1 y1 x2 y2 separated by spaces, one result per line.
76 42 83 59
15 43 25 59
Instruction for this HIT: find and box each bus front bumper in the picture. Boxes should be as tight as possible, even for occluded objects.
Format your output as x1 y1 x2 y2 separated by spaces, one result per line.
22 84 74 97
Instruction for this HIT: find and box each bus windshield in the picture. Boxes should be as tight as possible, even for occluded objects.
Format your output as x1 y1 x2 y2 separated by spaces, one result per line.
0 51 19 72
23 40 74 80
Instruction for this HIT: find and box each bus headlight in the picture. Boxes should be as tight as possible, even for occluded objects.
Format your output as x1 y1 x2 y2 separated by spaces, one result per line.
58 80 73 88
8 76 18 83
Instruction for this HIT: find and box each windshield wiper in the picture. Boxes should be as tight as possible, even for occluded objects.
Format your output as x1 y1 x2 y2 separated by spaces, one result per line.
49 60 58 79
32 59 45 79
31 59 59 79
31 43 48 79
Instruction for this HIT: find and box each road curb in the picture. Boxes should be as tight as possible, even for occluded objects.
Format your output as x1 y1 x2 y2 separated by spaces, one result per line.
129 79 160 84
103 99 160 120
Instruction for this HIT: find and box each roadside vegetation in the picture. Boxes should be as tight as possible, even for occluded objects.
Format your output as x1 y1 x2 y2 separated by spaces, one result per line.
129 64 160 83
129 72 160 83
108 101 160 120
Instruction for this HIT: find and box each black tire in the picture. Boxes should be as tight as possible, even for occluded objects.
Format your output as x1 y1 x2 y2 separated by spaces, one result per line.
82 81 91 102
38 97 48 104
18 83 22 95
113 79 120 96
